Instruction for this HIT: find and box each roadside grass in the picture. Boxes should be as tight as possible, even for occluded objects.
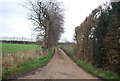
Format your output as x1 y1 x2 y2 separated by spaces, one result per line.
59 45 120 80
0 70 1 79
1 43 40 54
3 47 54 79
75 59 119 80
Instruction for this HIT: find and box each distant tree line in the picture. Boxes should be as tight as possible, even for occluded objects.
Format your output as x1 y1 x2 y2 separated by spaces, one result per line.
75 1 120 75
1 37 35 42
0 37 37 44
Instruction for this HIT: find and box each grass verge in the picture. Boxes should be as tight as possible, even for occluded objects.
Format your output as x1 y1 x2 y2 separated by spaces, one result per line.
2 48 54 79
60 46 120 80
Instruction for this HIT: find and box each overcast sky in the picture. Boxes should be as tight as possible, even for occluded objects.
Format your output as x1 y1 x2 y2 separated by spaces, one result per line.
0 0 110 42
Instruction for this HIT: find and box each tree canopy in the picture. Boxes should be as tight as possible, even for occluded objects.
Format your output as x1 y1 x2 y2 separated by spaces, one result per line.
26 0 64 49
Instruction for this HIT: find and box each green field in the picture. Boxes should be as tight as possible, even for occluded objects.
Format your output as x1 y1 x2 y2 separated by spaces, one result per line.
2 42 55 78
1 43 40 53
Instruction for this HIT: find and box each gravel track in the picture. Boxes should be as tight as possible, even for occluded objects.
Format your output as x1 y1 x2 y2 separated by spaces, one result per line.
18 48 102 80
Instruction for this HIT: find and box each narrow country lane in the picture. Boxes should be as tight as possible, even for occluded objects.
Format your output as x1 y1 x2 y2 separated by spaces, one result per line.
18 48 102 80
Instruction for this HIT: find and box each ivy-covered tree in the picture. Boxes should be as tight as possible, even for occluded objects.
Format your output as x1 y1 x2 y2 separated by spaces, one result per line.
93 6 110 68
104 1 120 75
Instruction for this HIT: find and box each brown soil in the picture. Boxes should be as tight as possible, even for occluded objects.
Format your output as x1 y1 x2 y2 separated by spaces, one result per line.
18 48 102 80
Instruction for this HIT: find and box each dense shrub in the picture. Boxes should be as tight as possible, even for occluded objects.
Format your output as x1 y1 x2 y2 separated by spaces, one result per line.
75 2 120 75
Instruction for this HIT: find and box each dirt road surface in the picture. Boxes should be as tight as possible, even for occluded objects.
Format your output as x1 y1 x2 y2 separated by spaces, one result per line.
18 48 102 80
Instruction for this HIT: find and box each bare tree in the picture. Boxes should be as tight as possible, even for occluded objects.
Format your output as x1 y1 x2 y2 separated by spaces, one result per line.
26 0 64 49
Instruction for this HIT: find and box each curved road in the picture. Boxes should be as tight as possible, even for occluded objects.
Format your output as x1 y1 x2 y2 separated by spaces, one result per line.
18 48 102 80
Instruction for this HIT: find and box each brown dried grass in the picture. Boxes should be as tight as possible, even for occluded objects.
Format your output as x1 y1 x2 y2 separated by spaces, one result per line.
2 49 43 70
